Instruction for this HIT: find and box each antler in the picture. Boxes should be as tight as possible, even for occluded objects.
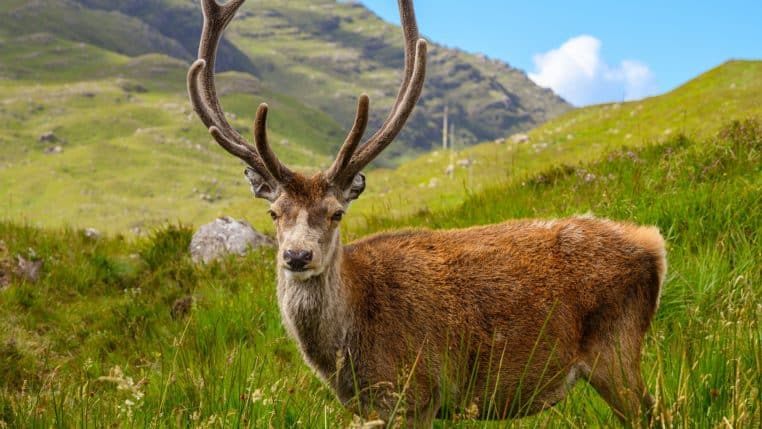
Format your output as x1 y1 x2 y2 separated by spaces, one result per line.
329 0 428 184
187 0 292 183
188 0 427 191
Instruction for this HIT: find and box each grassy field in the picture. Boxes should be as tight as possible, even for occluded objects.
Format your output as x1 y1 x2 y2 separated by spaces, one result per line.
1 118 759 427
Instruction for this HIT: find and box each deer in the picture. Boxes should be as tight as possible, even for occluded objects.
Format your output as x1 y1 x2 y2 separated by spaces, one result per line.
187 0 667 426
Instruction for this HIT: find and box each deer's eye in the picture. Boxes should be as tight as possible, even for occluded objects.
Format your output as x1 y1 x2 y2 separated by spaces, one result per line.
331 210 345 222
268 210 279 221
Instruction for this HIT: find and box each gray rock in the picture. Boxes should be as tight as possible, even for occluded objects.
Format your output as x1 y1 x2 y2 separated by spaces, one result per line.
190 216 274 264
39 132 58 143
44 145 63 154
16 255 42 283
510 133 530 144
84 228 101 239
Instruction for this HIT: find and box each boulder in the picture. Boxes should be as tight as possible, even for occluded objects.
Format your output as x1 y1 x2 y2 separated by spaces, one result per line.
190 216 274 264
44 145 63 154
510 133 530 144
39 132 58 143
84 228 101 239
16 255 42 283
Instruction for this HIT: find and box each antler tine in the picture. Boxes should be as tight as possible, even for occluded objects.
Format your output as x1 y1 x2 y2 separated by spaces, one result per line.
188 0 292 181
388 0 421 117
338 0 428 178
188 60 260 167
253 103 293 182
326 94 370 182
346 38 427 175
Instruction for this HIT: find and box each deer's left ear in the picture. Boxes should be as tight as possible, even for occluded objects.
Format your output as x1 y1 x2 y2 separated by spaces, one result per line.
244 168 280 202
344 173 366 201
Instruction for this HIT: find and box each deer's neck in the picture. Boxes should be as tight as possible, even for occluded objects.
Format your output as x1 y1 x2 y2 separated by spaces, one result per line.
276 242 354 381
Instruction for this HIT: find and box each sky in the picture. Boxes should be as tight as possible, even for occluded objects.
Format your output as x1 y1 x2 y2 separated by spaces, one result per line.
355 0 762 106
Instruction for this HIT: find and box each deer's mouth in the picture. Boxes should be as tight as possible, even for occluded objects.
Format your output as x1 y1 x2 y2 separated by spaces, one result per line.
283 265 323 281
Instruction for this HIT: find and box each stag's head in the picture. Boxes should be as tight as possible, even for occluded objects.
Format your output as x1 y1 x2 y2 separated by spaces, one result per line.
187 0 426 279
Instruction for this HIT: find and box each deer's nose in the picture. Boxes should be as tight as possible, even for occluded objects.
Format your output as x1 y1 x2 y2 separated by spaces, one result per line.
283 249 313 270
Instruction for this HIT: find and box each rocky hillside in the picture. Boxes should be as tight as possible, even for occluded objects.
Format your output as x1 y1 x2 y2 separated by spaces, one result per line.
1 0 570 162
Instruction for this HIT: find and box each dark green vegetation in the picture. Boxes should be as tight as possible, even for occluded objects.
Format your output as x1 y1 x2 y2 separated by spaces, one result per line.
1 119 759 427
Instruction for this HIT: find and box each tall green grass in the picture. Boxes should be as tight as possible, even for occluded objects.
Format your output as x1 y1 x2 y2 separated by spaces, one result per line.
0 119 760 427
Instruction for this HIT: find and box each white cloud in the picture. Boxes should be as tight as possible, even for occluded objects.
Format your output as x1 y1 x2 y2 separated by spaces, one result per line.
528 35 656 106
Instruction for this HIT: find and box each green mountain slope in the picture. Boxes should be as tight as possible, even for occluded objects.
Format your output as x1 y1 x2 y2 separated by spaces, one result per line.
0 0 571 234
4 0 571 156
218 0 570 156
0 0 189 60
1 59 759 234
0 33 343 233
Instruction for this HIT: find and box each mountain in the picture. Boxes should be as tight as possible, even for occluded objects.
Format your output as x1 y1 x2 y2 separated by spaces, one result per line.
1 0 570 161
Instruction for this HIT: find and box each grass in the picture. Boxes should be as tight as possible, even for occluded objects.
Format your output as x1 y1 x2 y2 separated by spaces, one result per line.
1 118 759 427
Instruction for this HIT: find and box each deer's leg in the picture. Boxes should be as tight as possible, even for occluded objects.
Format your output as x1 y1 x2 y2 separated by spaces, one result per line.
402 400 439 429
581 335 654 426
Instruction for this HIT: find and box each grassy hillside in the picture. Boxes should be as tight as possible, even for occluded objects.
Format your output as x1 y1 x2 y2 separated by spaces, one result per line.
1 118 759 427
1 59 759 236
0 0 189 59
338 60 762 233
0 0 572 236
0 31 347 233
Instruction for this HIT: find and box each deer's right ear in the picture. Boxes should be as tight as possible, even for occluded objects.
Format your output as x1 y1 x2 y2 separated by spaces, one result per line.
244 168 280 202
345 173 366 201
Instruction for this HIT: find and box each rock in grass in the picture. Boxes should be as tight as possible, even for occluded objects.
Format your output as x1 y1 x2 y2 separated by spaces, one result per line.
16 255 42 283
39 132 58 143
83 228 101 239
171 296 194 320
510 133 530 144
190 216 274 264
44 145 63 154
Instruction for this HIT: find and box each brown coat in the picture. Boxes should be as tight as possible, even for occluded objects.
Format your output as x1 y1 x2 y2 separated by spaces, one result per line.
280 216 666 424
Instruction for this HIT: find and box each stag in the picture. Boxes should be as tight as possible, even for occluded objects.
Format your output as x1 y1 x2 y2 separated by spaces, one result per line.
187 0 666 426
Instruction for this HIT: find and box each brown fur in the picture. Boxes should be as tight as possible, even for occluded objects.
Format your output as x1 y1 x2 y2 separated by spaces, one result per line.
340 218 664 423
268 175 666 427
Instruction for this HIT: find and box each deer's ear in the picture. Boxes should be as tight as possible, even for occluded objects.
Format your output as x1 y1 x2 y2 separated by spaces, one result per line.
244 168 280 202
345 173 366 201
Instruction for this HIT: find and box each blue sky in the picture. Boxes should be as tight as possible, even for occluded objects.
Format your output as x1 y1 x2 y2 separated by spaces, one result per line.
355 0 762 106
